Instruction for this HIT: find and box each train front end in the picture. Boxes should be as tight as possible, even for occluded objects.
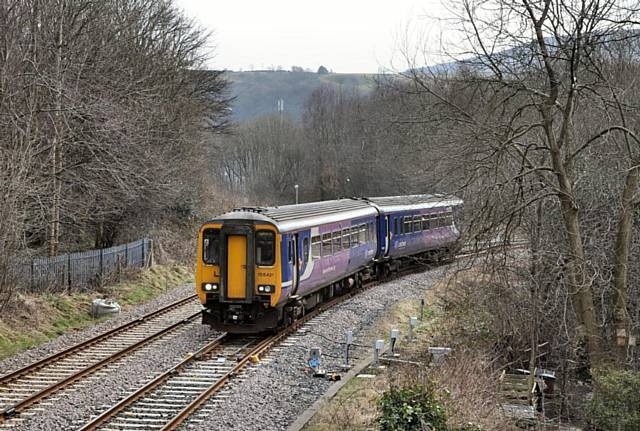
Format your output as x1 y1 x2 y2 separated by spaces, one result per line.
196 212 283 333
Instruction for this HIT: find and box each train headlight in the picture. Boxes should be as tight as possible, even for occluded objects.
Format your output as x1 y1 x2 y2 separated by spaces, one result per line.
203 283 219 292
258 285 275 294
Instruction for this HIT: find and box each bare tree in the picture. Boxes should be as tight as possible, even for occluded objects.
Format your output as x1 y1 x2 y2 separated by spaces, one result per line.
0 0 230 292
396 0 640 366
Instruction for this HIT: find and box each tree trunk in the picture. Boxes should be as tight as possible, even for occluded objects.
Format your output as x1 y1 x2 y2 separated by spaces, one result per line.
49 0 64 257
548 131 603 365
612 165 639 364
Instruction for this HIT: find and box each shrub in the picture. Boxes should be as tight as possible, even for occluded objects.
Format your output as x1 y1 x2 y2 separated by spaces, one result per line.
377 383 448 431
587 369 640 431
454 424 485 431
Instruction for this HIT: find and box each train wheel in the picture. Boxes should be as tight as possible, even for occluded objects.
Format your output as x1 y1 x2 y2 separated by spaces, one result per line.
383 263 391 279
355 273 363 289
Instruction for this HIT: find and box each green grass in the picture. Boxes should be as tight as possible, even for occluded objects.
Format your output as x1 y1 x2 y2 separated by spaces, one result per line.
0 264 194 361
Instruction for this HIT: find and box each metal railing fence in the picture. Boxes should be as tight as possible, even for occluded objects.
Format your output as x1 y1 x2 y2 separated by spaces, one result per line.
6 239 153 292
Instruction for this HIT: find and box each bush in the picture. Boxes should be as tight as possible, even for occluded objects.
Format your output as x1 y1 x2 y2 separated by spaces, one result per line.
587 369 640 430
454 424 485 431
377 383 448 431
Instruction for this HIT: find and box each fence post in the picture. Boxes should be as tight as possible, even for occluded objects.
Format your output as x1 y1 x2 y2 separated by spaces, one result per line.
67 253 71 293
124 243 128 267
30 260 34 290
99 248 104 288
141 239 146 267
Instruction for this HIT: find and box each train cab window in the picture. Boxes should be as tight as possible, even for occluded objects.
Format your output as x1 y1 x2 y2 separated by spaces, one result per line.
369 223 375 241
350 226 359 247
322 233 332 256
342 229 350 249
311 236 321 260
303 237 310 263
202 228 220 264
413 216 421 232
255 230 275 266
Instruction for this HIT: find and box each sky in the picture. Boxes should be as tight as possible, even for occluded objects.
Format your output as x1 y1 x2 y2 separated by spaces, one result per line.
174 0 451 74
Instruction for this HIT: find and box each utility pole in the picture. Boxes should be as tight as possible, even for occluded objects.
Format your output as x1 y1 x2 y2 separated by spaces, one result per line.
277 98 284 125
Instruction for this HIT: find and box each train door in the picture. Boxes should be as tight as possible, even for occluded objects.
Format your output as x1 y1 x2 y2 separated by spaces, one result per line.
291 234 299 295
384 216 391 257
226 235 247 299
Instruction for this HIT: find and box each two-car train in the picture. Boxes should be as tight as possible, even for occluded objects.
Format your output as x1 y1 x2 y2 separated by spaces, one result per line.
195 194 463 333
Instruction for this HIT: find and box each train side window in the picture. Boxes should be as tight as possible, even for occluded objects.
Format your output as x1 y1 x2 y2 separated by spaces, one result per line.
202 228 220 264
311 236 321 260
358 225 366 244
303 237 310 263
394 218 399 234
288 240 294 263
422 216 429 230
342 228 350 249
350 226 359 247
404 217 412 234
332 231 341 253
413 216 421 232
255 230 275 266
322 233 332 256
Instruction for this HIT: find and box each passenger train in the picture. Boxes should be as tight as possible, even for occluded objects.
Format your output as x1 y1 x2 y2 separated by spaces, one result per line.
195 194 463 333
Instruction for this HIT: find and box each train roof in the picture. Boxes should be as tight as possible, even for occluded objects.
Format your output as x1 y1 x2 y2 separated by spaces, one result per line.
209 194 463 232
365 194 463 213
213 199 377 232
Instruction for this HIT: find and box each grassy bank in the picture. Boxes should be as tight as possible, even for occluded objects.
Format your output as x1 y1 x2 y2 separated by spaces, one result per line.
304 284 434 431
0 264 193 361
305 271 514 431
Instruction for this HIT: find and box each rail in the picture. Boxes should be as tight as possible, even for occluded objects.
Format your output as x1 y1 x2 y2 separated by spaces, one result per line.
0 294 200 423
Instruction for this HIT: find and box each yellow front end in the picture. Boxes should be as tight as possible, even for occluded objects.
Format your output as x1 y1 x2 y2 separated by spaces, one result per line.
196 221 283 331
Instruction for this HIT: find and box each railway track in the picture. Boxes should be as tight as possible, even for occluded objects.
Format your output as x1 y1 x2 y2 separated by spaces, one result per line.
4 243 523 428
79 281 378 431
0 294 201 425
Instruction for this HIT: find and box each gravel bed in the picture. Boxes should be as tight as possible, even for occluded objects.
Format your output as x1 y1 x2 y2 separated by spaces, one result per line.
185 266 449 431
9 304 220 430
0 283 196 376
1 266 448 430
